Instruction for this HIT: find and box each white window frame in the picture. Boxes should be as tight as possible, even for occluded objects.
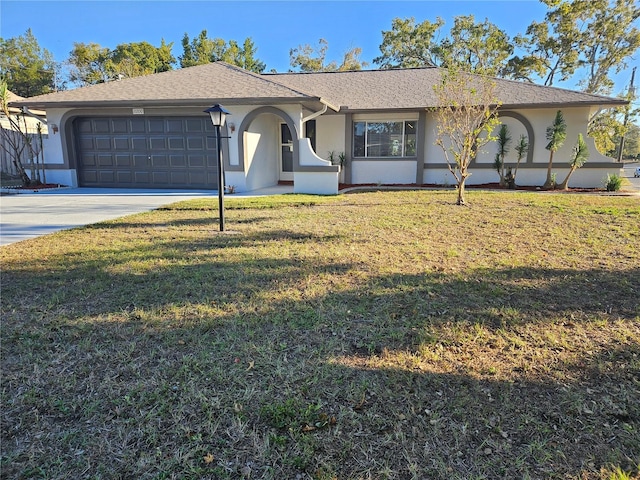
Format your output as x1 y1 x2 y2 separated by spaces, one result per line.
353 119 417 158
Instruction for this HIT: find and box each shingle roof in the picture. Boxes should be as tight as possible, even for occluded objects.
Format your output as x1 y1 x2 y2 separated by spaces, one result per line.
3 90 46 116
11 62 332 109
12 62 626 111
268 67 627 110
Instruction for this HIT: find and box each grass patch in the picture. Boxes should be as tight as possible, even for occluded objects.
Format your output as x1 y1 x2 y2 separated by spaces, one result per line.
1 190 639 479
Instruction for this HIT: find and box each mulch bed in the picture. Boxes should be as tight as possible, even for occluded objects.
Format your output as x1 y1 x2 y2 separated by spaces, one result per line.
338 182 604 193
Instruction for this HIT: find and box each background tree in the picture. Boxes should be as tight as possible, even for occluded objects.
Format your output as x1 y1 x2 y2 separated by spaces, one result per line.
180 30 216 67
588 107 628 156
432 68 501 205
558 133 589 189
180 30 265 72
374 17 444 69
235 38 266 73
68 40 175 86
68 42 112 86
110 40 175 78
505 12 580 86
0 29 56 97
507 0 639 93
374 15 512 75
619 122 640 159
544 110 567 188
577 0 639 94
439 15 513 76
289 38 367 72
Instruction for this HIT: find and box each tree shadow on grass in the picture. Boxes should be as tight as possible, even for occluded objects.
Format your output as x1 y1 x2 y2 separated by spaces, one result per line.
2 309 637 479
1 240 639 478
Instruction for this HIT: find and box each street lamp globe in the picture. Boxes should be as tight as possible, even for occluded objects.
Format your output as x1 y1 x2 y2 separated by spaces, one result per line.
204 104 230 128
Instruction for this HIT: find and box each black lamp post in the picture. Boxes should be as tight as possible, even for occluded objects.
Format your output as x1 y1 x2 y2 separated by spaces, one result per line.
204 104 230 231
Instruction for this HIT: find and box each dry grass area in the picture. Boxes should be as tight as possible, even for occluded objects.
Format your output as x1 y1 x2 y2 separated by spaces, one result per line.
1 190 639 480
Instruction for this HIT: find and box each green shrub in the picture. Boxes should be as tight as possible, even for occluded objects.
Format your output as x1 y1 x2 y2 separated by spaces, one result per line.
605 173 623 192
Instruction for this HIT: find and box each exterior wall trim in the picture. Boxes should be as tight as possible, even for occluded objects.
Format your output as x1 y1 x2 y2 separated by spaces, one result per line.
344 112 353 184
415 111 427 184
499 110 535 164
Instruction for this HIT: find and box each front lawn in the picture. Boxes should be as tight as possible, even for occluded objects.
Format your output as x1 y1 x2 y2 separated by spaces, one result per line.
1 190 638 479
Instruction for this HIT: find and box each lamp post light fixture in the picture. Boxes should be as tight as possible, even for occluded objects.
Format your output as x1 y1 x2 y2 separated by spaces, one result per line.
204 104 231 232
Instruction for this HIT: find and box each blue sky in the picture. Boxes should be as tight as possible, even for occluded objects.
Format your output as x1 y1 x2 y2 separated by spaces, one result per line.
0 0 637 95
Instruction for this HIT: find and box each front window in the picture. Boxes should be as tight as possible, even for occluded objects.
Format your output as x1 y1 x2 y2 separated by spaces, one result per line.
353 120 417 158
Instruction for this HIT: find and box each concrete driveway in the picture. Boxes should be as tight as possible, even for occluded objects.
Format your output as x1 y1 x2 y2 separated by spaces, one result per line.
0 188 216 246
0 185 293 246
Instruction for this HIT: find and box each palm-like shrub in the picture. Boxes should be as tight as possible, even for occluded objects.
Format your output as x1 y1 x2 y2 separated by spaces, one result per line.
544 110 567 188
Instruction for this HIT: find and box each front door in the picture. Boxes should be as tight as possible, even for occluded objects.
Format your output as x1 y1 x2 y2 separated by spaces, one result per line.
279 123 294 181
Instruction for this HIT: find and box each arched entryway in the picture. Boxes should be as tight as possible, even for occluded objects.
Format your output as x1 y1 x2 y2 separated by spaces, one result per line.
237 107 300 191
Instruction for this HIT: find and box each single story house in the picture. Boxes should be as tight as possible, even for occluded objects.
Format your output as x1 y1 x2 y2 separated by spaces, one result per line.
11 62 627 194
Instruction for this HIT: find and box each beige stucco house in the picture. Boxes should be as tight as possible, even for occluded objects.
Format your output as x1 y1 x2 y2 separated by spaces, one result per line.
11 62 626 194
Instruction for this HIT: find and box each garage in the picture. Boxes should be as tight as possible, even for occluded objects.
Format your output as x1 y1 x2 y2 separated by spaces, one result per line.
75 116 218 189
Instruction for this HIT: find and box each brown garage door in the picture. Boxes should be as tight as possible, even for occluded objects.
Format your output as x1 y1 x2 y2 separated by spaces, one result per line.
75 116 218 189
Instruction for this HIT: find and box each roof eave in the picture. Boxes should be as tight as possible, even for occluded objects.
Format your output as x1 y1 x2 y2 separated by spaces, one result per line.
499 99 629 110
9 96 329 110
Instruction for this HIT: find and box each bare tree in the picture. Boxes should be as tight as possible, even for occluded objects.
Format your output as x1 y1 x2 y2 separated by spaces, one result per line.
433 69 501 205
0 80 44 186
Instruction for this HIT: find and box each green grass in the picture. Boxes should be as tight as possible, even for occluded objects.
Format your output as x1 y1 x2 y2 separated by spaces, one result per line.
1 190 639 479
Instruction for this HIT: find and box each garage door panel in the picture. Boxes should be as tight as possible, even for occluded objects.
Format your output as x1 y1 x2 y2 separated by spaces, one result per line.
168 137 185 149
98 154 114 167
131 137 147 150
167 119 184 133
77 119 93 133
170 171 188 184
133 155 148 167
170 155 187 167
80 170 98 183
152 155 168 167
188 154 205 167
81 153 96 166
114 137 129 150
76 116 217 189
185 119 204 132
148 119 165 133
95 137 111 150
189 170 212 188
149 137 166 150
152 171 169 184
93 119 111 133
98 170 115 183
134 171 151 183
112 119 129 133
79 137 94 150
130 119 146 133
116 171 134 183
206 137 217 149
187 137 204 150
115 155 131 167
